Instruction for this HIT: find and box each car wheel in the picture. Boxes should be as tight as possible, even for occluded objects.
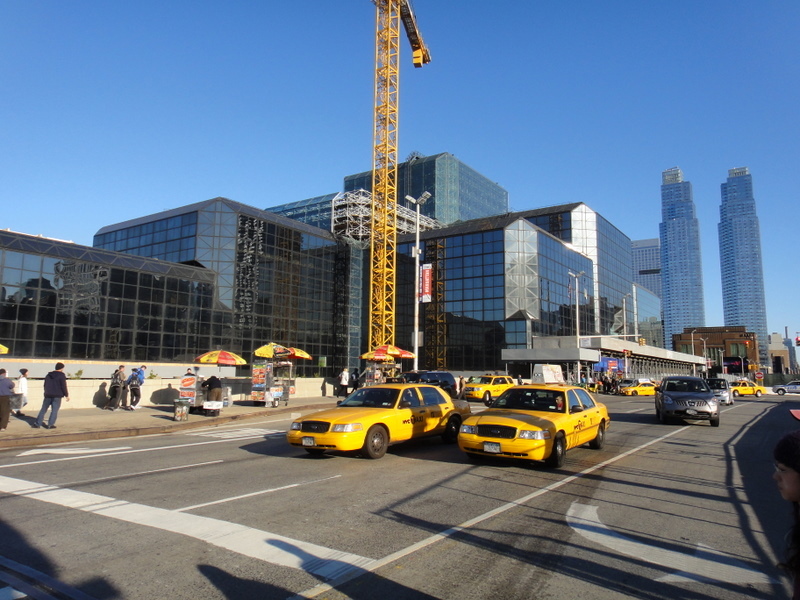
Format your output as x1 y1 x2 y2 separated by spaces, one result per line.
732 390 739 397
483 392 493 407
778 389 786 396
589 421 606 450
710 416 720 427
544 432 566 468
361 425 388 459
755 390 762 398
631 390 638 396
442 415 461 444
305 448 326 456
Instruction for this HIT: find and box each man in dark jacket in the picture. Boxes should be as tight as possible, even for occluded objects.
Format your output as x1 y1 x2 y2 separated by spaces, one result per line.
34 362 70 429
201 374 223 404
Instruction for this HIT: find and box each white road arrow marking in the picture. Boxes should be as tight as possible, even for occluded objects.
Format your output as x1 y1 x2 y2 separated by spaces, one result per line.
17 447 132 457
566 502 776 585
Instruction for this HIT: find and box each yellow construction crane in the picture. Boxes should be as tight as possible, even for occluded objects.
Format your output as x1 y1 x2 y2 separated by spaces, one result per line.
369 0 431 349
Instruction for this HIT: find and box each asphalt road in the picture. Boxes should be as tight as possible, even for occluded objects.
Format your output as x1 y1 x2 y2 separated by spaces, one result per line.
0 393 798 599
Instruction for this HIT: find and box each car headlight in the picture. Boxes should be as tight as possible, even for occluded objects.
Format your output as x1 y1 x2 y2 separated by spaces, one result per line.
290 422 302 430
707 399 718 406
460 424 477 434
518 430 551 440
332 423 363 432
662 395 674 405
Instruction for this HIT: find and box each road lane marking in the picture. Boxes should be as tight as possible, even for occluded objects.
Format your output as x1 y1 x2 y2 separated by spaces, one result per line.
0 436 281 470
0 474 373 581
567 502 776 584
175 475 342 512
17 447 132 457
293 424 692 598
56 460 224 487
184 427 284 439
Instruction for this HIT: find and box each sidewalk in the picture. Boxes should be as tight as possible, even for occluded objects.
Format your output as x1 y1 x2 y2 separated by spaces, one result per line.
0 396 340 449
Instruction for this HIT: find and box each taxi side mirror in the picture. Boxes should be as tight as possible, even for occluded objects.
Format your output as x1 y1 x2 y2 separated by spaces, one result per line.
399 400 411 409
570 405 584 414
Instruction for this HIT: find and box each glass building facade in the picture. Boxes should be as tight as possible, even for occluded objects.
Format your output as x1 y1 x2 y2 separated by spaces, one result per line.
0 229 216 362
659 167 705 348
631 238 662 299
344 152 509 225
92 198 349 373
718 167 768 366
398 214 598 371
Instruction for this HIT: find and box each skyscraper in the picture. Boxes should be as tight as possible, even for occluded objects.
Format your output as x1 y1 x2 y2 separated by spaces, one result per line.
718 167 768 366
632 238 662 298
659 167 705 349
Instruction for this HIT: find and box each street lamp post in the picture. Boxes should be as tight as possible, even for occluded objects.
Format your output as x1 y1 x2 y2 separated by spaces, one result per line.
690 329 697 376
568 270 585 383
406 191 431 372
622 293 631 339
700 337 707 373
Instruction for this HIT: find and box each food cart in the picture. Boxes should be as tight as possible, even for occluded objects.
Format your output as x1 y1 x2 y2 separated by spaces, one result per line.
251 343 310 407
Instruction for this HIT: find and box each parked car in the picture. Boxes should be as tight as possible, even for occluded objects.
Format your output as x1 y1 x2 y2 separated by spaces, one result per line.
730 380 767 398
655 376 719 427
286 384 471 459
773 381 800 396
706 378 733 405
457 383 610 468
461 374 517 405
400 371 458 398
616 378 652 395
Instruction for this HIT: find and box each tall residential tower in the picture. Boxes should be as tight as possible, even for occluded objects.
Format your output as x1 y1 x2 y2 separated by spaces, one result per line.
659 167 705 348
718 167 768 366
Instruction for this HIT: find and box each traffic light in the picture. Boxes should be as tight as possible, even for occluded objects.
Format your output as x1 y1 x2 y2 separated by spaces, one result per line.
795 336 800 347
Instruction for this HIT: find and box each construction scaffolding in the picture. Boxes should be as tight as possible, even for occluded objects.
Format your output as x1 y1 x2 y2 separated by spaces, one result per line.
332 189 440 247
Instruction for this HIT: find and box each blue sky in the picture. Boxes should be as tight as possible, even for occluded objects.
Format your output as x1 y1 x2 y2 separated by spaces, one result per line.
2 1 798 346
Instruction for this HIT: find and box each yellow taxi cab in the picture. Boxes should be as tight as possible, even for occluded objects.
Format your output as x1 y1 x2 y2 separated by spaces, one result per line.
457 384 609 468
286 384 471 459
620 382 657 396
730 380 768 398
461 374 516 405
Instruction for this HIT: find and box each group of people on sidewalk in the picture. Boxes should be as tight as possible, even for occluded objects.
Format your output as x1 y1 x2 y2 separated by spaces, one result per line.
0 362 70 431
102 365 147 411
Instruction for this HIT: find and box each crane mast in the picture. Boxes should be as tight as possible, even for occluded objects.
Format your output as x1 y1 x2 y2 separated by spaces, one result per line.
369 0 430 349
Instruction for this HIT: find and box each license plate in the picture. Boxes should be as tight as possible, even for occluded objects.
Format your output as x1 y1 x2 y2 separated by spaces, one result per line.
685 409 697 416
484 441 501 453
302 437 315 447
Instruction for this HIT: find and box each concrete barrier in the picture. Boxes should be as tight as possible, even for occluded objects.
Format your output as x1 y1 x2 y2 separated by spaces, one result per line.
11 377 330 411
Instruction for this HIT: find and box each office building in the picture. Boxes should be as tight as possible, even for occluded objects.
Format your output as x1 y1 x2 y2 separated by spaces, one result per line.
632 238 662 298
718 167 768 366
659 167 705 349
91 197 349 371
343 152 509 225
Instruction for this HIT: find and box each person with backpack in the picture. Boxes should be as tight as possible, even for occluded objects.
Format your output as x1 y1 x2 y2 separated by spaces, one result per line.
126 368 142 410
104 365 125 411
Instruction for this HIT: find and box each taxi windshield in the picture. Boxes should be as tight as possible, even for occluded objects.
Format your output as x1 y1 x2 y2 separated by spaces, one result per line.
493 388 565 413
339 388 398 408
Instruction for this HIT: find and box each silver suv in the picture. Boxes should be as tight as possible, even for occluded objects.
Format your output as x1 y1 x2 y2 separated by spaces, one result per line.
706 378 732 405
655 376 719 427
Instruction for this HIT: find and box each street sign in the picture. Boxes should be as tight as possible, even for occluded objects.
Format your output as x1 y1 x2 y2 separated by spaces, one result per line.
755 371 764 380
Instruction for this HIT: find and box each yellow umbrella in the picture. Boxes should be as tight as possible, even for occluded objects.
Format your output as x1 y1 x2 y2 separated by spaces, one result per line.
0 344 8 354
195 350 247 366
254 343 291 359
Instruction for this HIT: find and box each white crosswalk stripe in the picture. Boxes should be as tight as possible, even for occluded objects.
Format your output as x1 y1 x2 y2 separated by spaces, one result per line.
184 427 284 440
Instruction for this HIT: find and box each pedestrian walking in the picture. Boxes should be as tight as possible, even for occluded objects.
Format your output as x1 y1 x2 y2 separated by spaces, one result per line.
773 430 800 598
349 368 360 393
34 362 70 429
0 369 15 432
125 368 142 410
104 365 125 410
457 376 465 399
14 368 29 416
338 368 349 397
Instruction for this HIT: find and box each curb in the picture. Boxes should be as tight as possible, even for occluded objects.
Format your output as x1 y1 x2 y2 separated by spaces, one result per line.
0 402 333 450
